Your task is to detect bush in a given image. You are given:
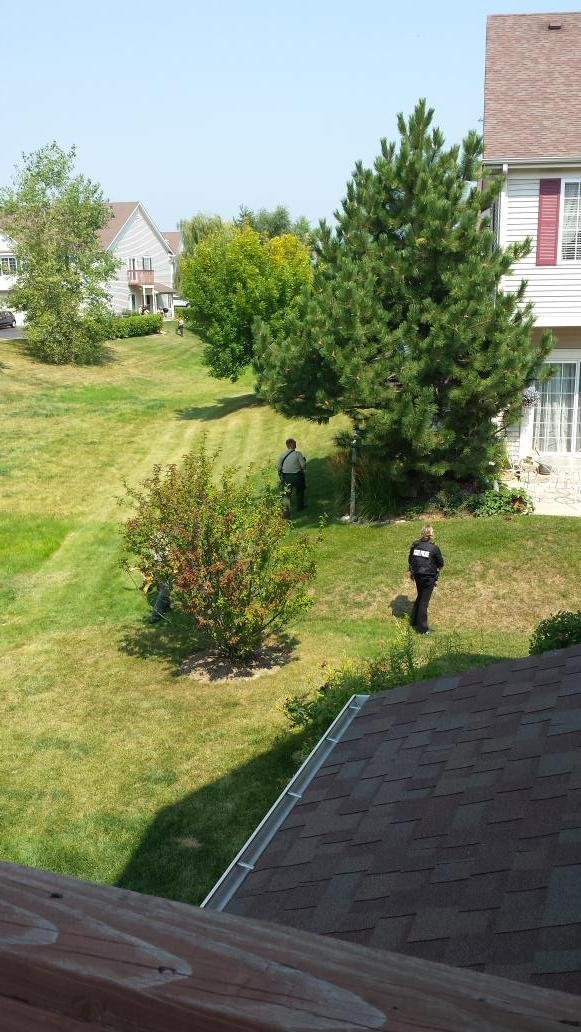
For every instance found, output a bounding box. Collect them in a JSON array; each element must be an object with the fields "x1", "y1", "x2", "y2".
[
  {"x1": 107, "y1": 313, "x2": 163, "y2": 339},
  {"x1": 530, "y1": 610, "x2": 581, "y2": 655},
  {"x1": 286, "y1": 625, "x2": 463, "y2": 759},
  {"x1": 468, "y1": 485, "x2": 534, "y2": 517},
  {"x1": 26, "y1": 312, "x2": 110, "y2": 365},
  {"x1": 122, "y1": 441, "x2": 317, "y2": 661}
]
